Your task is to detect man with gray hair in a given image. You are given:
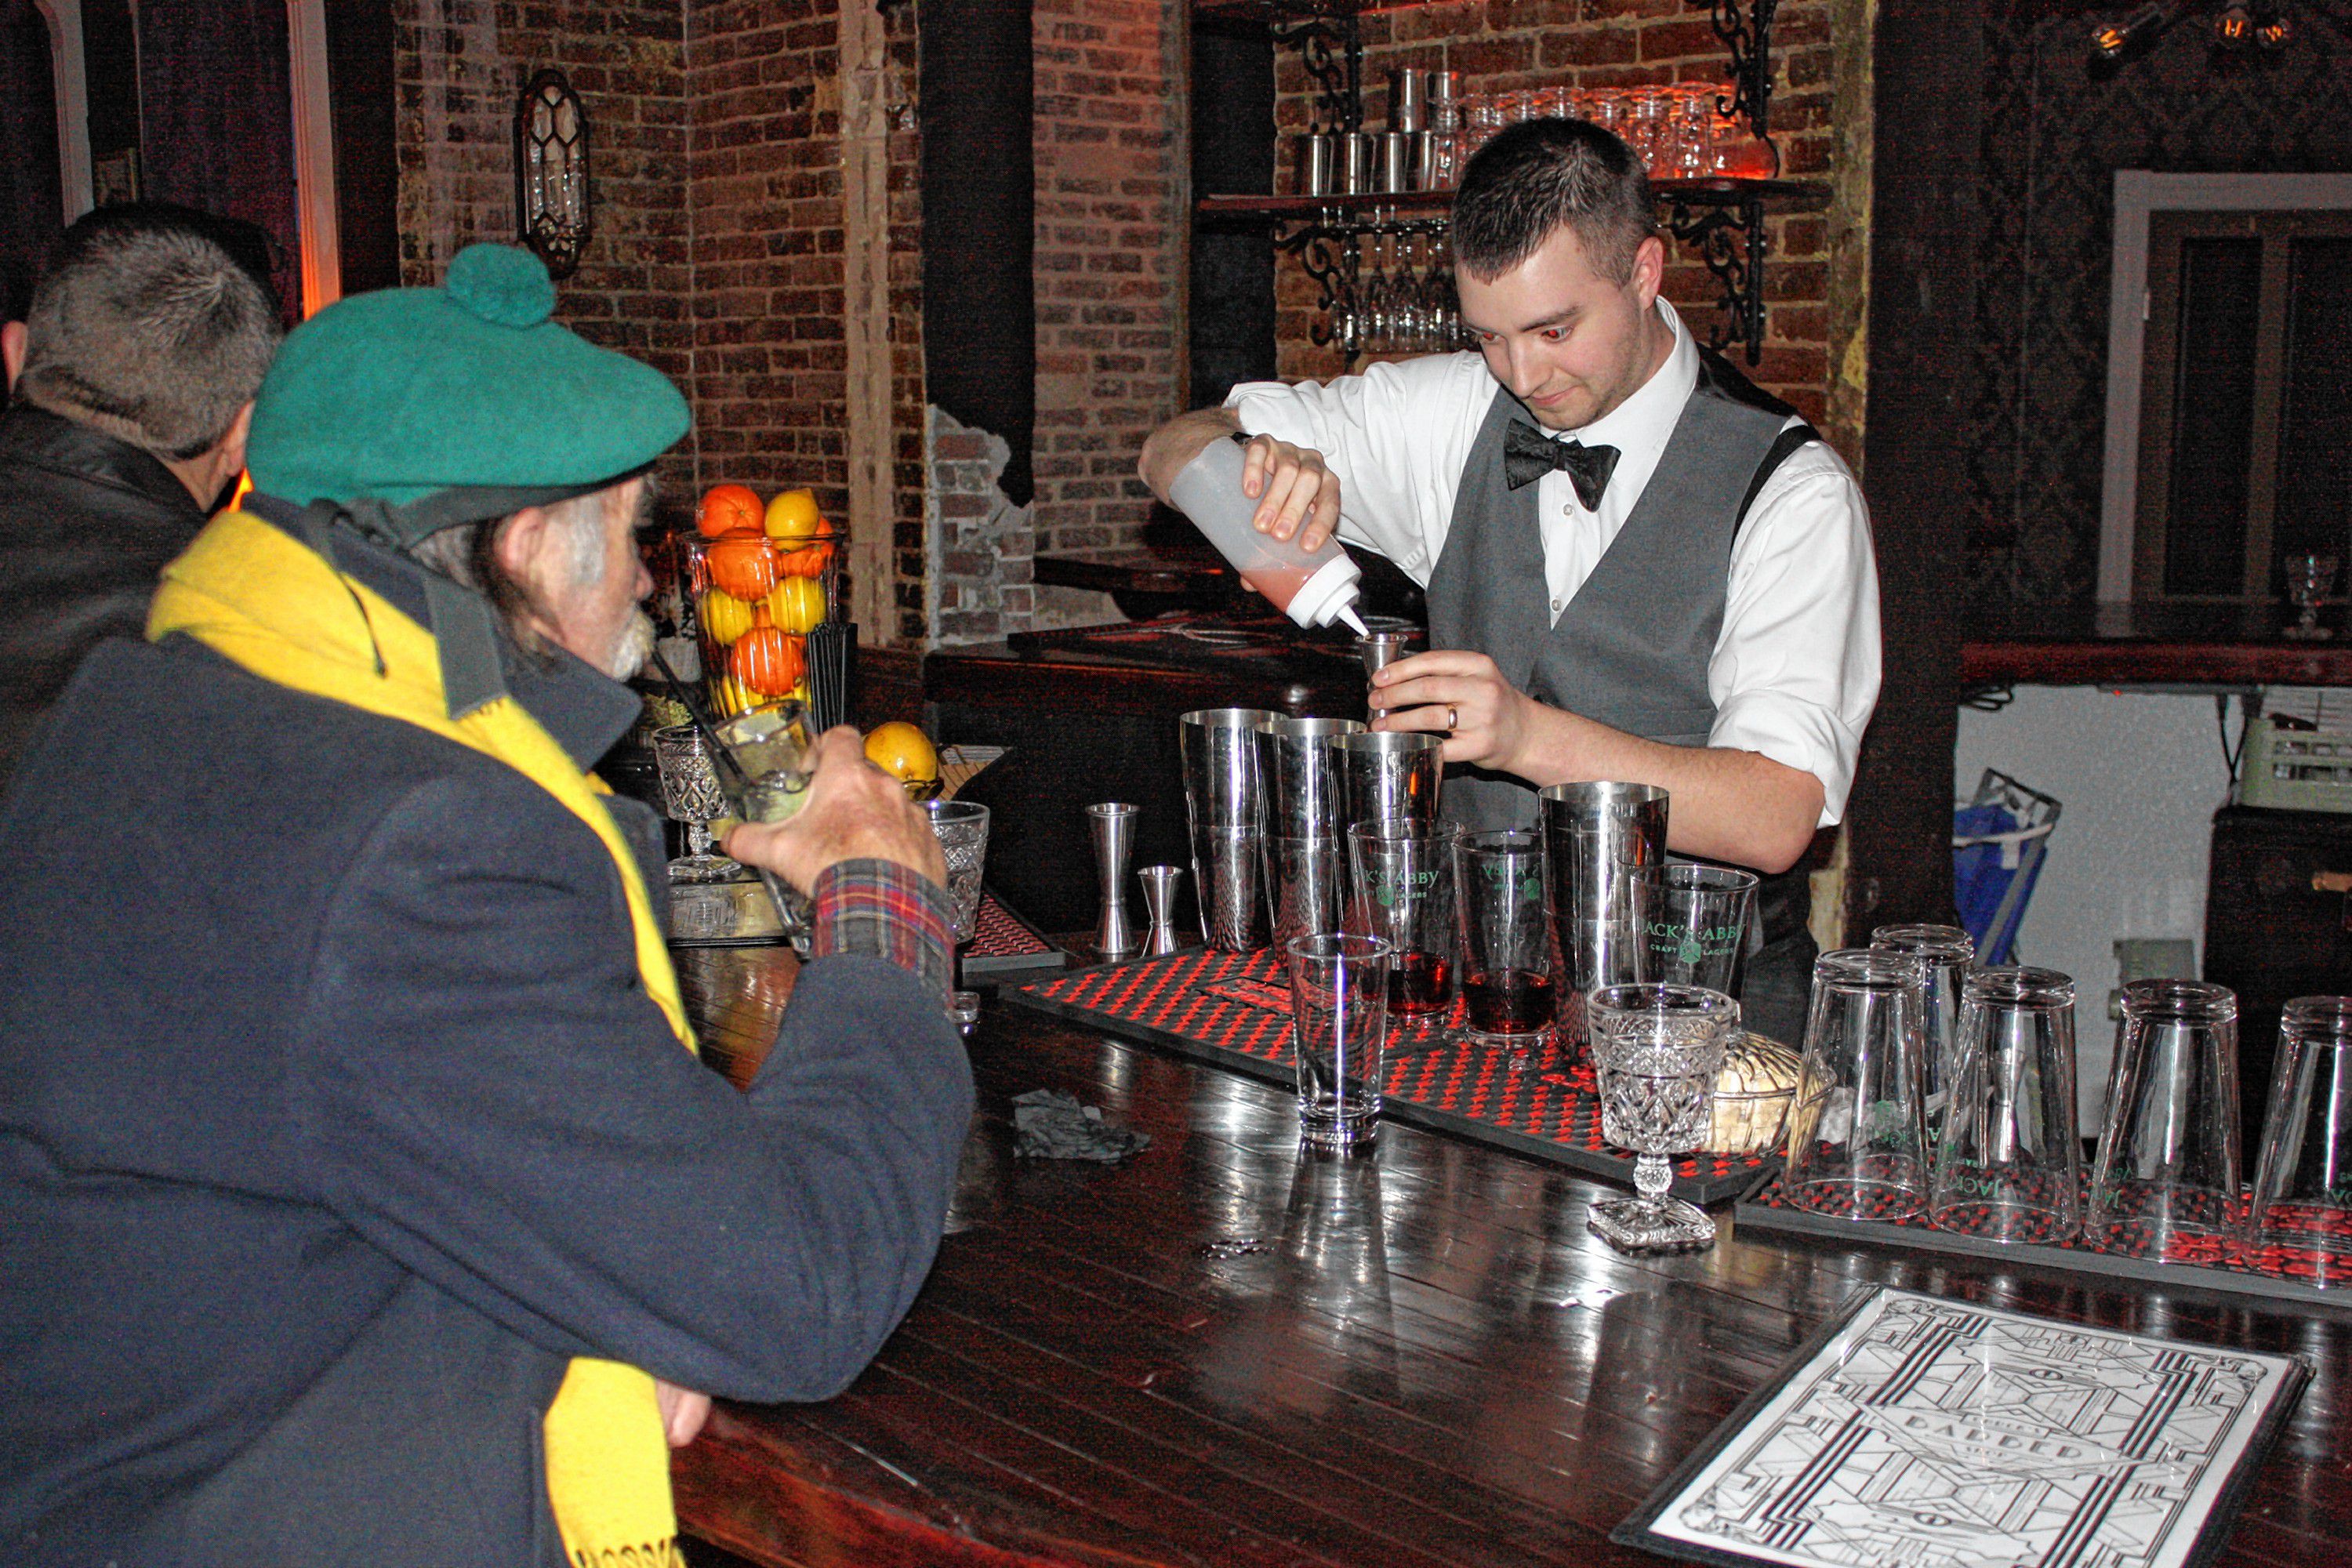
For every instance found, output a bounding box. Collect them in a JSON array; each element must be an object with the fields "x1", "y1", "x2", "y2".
[
  {"x1": 0, "y1": 201, "x2": 281, "y2": 786},
  {"x1": 0, "y1": 242, "x2": 971, "y2": 1567}
]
